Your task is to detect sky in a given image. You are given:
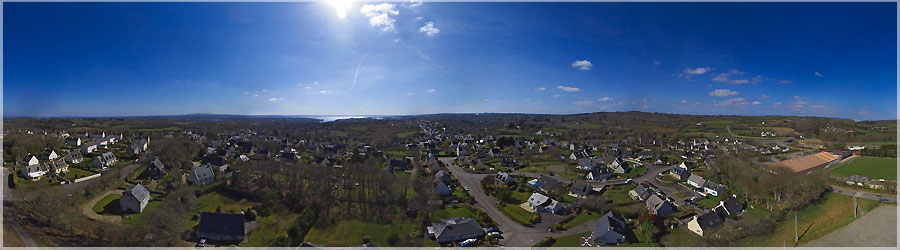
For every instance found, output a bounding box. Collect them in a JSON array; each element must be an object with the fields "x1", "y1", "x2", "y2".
[{"x1": 4, "y1": 2, "x2": 898, "y2": 120}]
